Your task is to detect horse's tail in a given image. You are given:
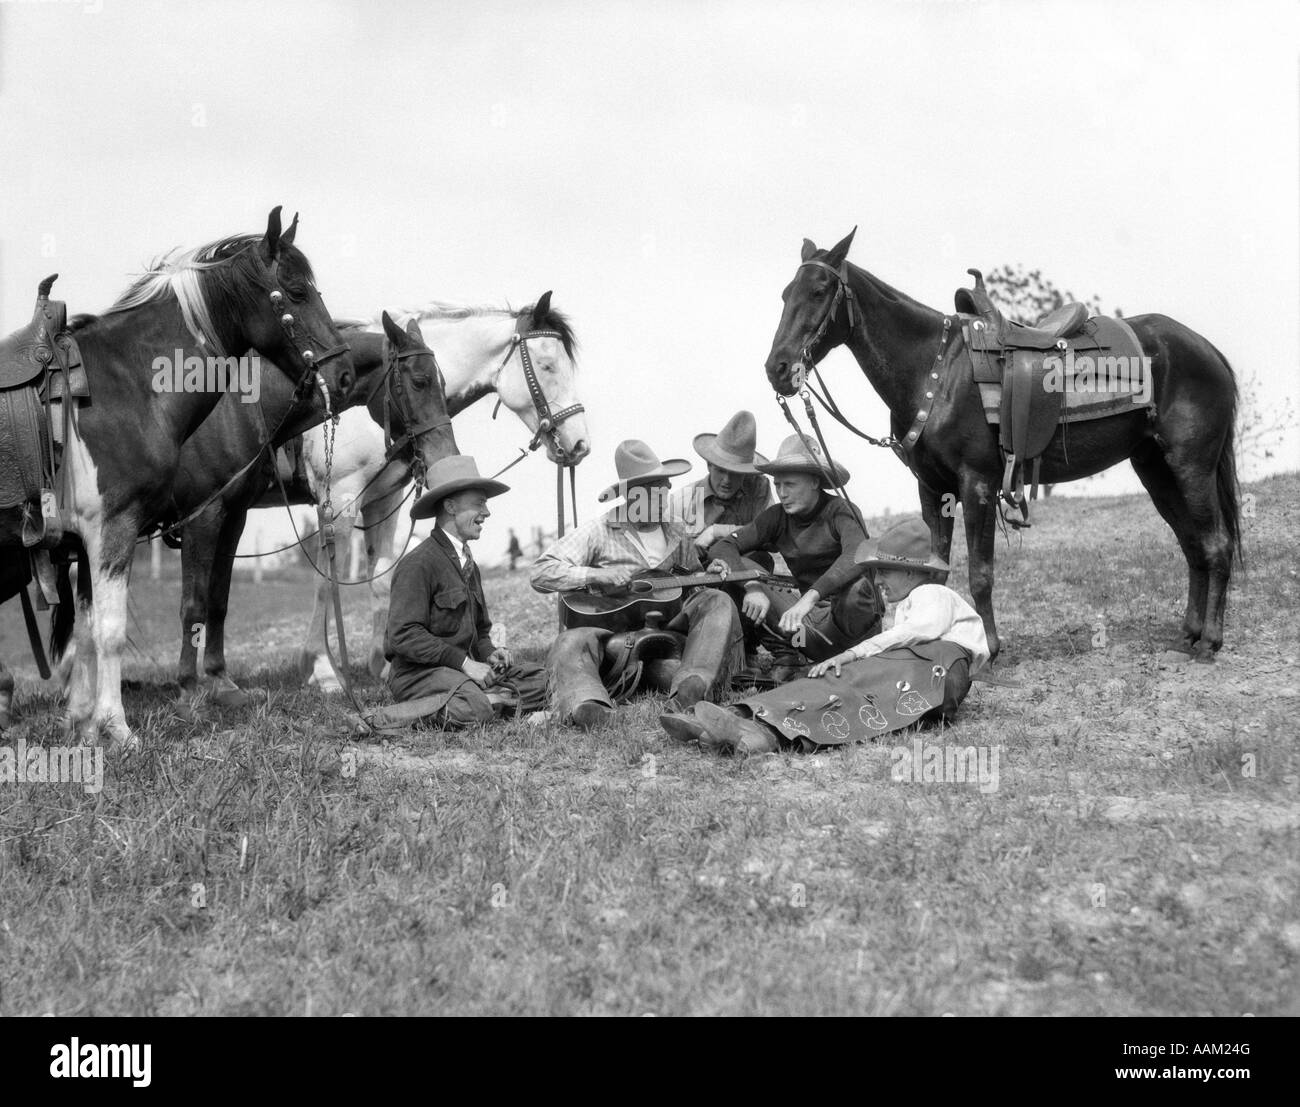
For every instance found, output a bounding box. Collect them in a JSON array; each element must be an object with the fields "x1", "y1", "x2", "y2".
[{"x1": 1214, "y1": 351, "x2": 1245, "y2": 572}]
